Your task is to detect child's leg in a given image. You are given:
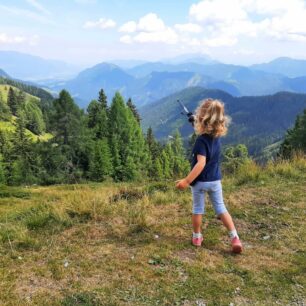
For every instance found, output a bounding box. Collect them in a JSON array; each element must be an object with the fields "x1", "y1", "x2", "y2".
[
  {"x1": 192, "y1": 214, "x2": 202, "y2": 233},
  {"x1": 208, "y1": 181, "x2": 239, "y2": 238},
  {"x1": 218, "y1": 212, "x2": 235, "y2": 231},
  {"x1": 191, "y1": 182, "x2": 206, "y2": 235}
]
